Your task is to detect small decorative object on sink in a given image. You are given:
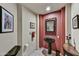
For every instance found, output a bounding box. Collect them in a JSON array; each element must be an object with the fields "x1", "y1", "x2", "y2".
[
  {"x1": 72, "y1": 15, "x2": 79, "y2": 29},
  {"x1": 67, "y1": 34, "x2": 71, "y2": 45}
]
